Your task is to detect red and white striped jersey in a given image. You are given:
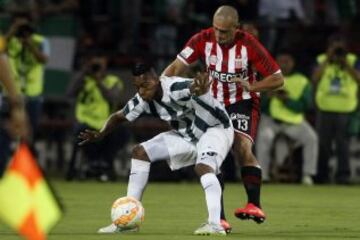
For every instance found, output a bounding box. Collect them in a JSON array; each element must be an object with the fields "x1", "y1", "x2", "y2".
[{"x1": 177, "y1": 28, "x2": 280, "y2": 106}]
